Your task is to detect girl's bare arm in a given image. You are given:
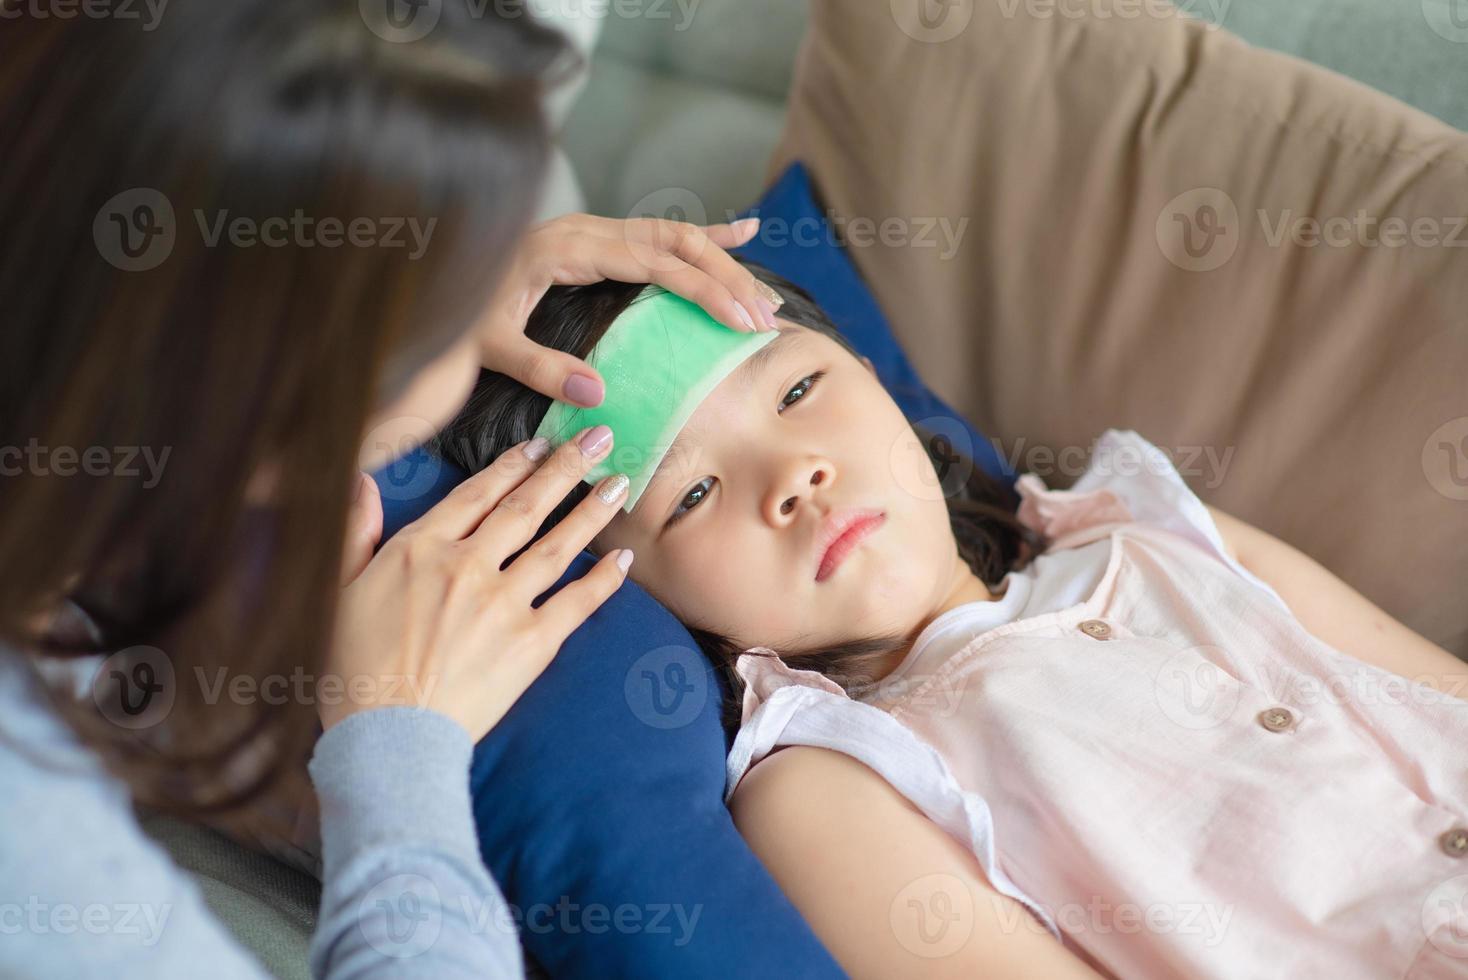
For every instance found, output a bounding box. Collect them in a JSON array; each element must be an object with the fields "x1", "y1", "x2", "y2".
[
  {"x1": 1206, "y1": 505, "x2": 1468, "y2": 698},
  {"x1": 729, "y1": 745, "x2": 1104, "y2": 980}
]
